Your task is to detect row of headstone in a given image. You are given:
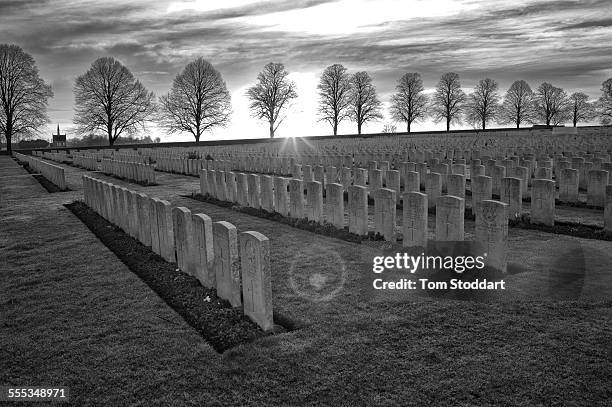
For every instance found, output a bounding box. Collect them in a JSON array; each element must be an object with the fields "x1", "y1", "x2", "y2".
[
  {"x1": 100, "y1": 159, "x2": 156, "y2": 185},
  {"x1": 72, "y1": 153, "x2": 99, "y2": 171},
  {"x1": 34, "y1": 150, "x2": 71, "y2": 164},
  {"x1": 155, "y1": 157, "x2": 204, "y2": 176},
  {"x1": 199, "y1": 169, "x2": 510, "y2": 271},
  {"x1": 14, "y1": 153, "x2": 67, "y2": 190},
  {"x1": 81, "y1": 175, "x2": 274, "y2": 331}
]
